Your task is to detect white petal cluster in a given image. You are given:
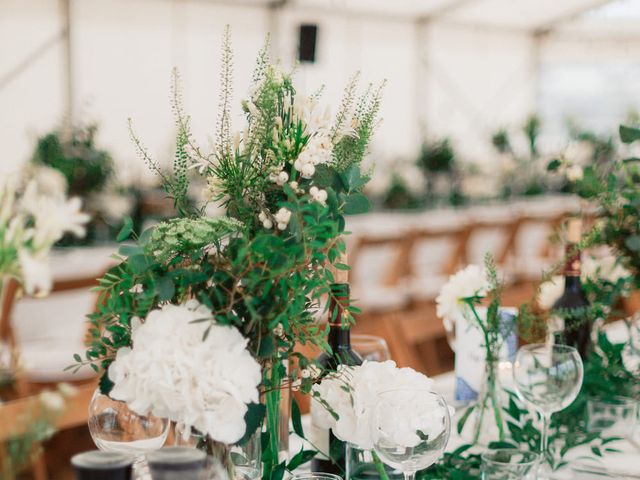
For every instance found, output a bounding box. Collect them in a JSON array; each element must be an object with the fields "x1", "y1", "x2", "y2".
[
  {"x1": 18, "y1": 250, "x2": 52, "y2": 296},
  {"x1": 108, "y1": 300, "x2": 262, "y2": 444},
  {"x1": 436, "y1": 265, "x2": 489, "y2": 330},
  {"x1": 293, "y1": 134, "x2": 333, "y2": 179},
  {"x1": 0, "y1": 173, "x2": 89, "y2": 296},
  {"x1": 309, "y1": 186, "x2": 328, "y2": 206},
  {"x1": 565, "y1": 165, "x2": 584, "y2": 182},
  {"x1": 258, "y1": 211, "x2": 273, "y2": 230},
  {"x1": 538, "y1": 276, "x2": 564, "y2": 310},
  {"x1": 582, "y1": 252, "x2": 631, "y2": 284},
  {"x1": 274, "y1": 207, "x2": 292, "y2": 230},
  {"x1": 312, "y1": 360, "x2": 442, "y2": 450}
]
